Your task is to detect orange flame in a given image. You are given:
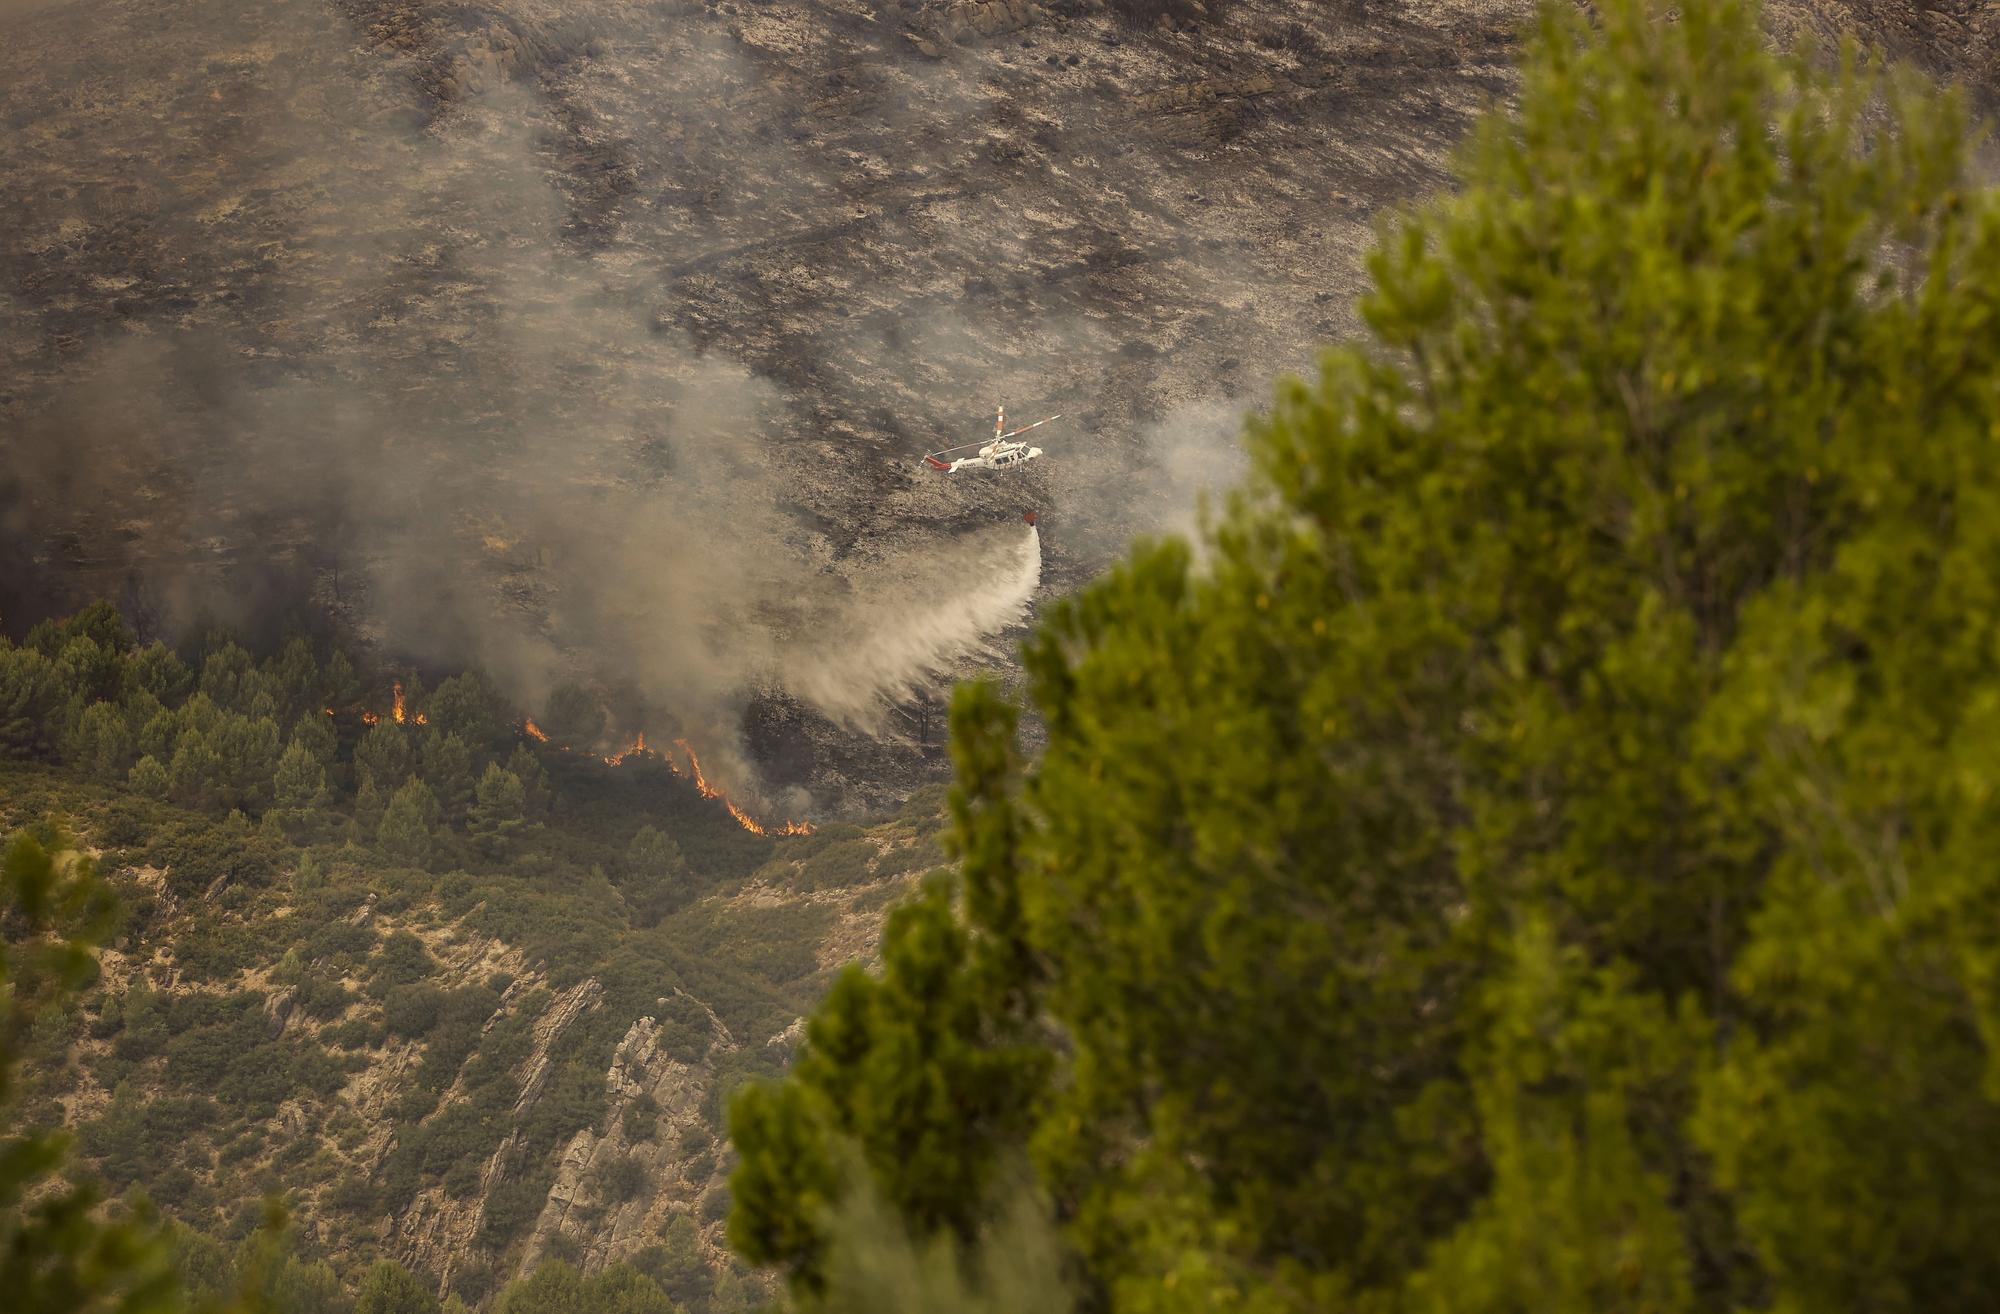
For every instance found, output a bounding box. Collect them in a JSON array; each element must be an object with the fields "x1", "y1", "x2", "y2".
[
  {"x1": 672, "y1": 738, "x2": 814, "y2": 837},
  {"x1": 604, "y1": 731, "x2": 646, "y2": 766},
  {"x1": 674, "y1": 739, "x2": 716, "y2": 797},
  {"x1": 514, "y1": 718, "x2": 811, "y2": 834},
  {"x1": 362, "y1": 711, "x2": 380, "y2": 725},
  {"x1": 392, "y1": 681, "x2": 406, "y2": 724},
  {"x1": 414, "y1": 712, "x2": 428, "y2": 726}
]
